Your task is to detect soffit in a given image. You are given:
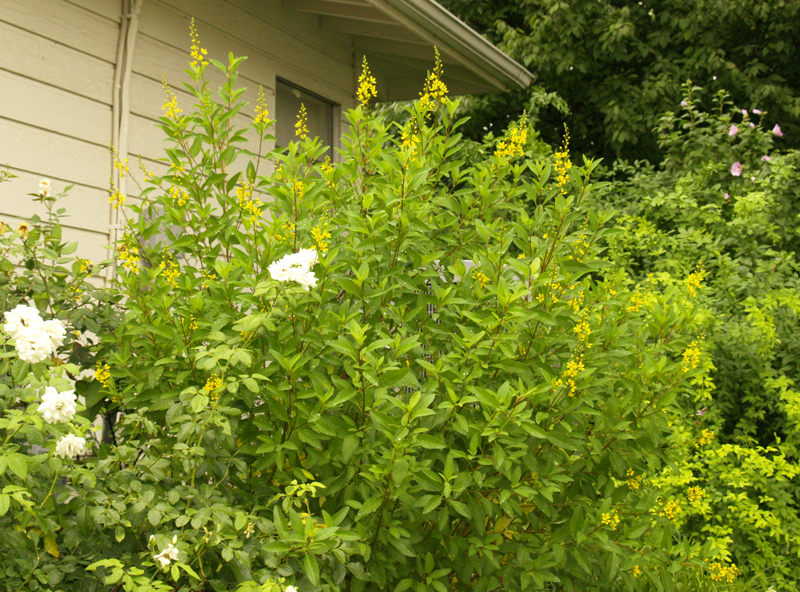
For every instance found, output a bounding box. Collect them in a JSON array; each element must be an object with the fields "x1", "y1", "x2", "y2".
[{"x1": 282, "y1": 0, "x2": 533, "y2": 100}]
